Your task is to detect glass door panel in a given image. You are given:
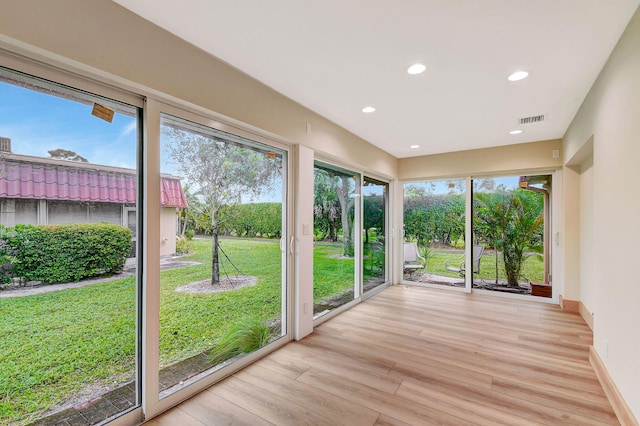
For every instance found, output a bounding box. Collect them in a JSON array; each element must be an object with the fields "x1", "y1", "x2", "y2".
[
  {"x1": 363, "y1": 177, "x2": 387, "y2": 293},
  {"x1": 403, "y1": 180, "x2": 466, "y2": 287},
  {"x1": 313, "y1": 162, "x2": 359, "y2": 317},
  {"x1": 0, "y1": 68, "x2": 140, "y2": 425},
  {"x1": 473, "y1": 176, "x2": 549, "y2": 295},
  {"x1": 159, "y1": 114, "x2": 287, "y2": 398}
]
